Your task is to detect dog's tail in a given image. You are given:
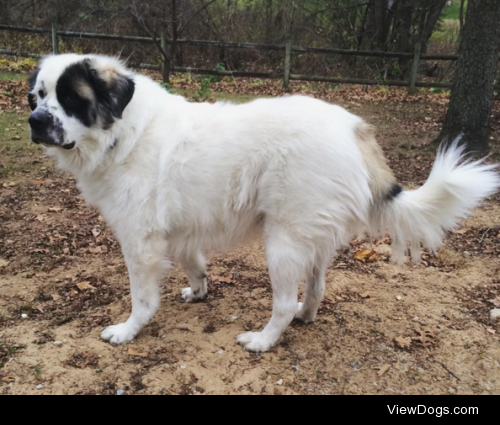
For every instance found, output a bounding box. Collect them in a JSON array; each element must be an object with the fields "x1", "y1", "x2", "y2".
[{"x1": 370, "y1": 141, "x2": 500, "y2": 265}]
